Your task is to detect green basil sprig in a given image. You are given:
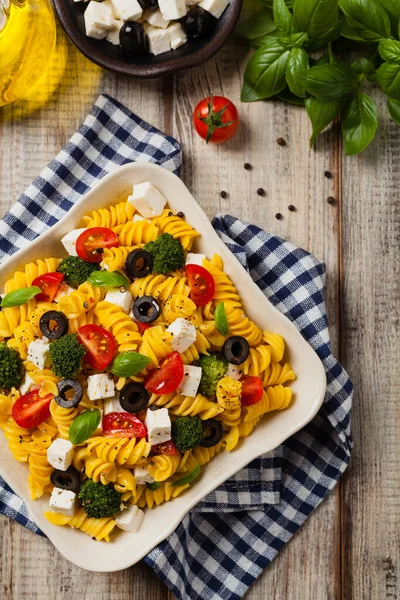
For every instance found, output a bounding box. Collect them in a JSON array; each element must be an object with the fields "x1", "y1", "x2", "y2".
[
  {"x1": 110, "y1": 352, "x2": 151, "y2": 377},
  {"x1": 1, "y1": 286, "x2": 41, "y2": 308},
  {"x1": 214, "y1": 302, "x2": 229, "y2": 336},
  {"x1": 341, "y1": 92, "x2": 378, "y2": 156},
  {"x1": 69, "y1": 409, "x2": 101, "y2": 445},
  {"x1": 87, "y1": 271, "x2": 129, "y2": 288},
  {"x1": 172, "y1": 464, "x2": 201, "y2": 487}
]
